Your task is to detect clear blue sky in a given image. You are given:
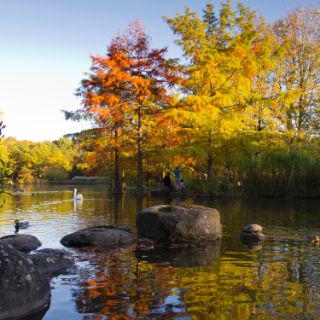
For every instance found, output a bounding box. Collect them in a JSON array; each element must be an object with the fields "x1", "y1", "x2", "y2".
[{"x1": 0, "y1": 0, "x2": 318, "y2": 141}]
